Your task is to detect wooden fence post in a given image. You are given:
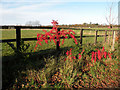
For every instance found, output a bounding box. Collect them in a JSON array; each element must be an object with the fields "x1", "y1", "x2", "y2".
[
  {"x1": 112, "y1": 30, "x2": 115, "y2": 51},
  {"x1": 108, "y1": 31, "x2": 110, "y2": 45},
  {"x1": 118, "y1": 30, "x2": 120, "y2": 59},
  {"x1": 112, "y1": 30, "x2": 114, "y2": 39},
  {"x1": 16, "y1": 27, "x2": 21, "y2": 51},
  {"x1": 56, "y1": 28, "x2": 60, "y2": 51},
  {"x1": 105, "y1": 30, "x2": 107, "y2": 42},
  {"x1": 95, "y1": 30, "x2": 98, "y2": 44},
  {"x1": 80, "y1": 29, "x2": 83, "y2": 46}
]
